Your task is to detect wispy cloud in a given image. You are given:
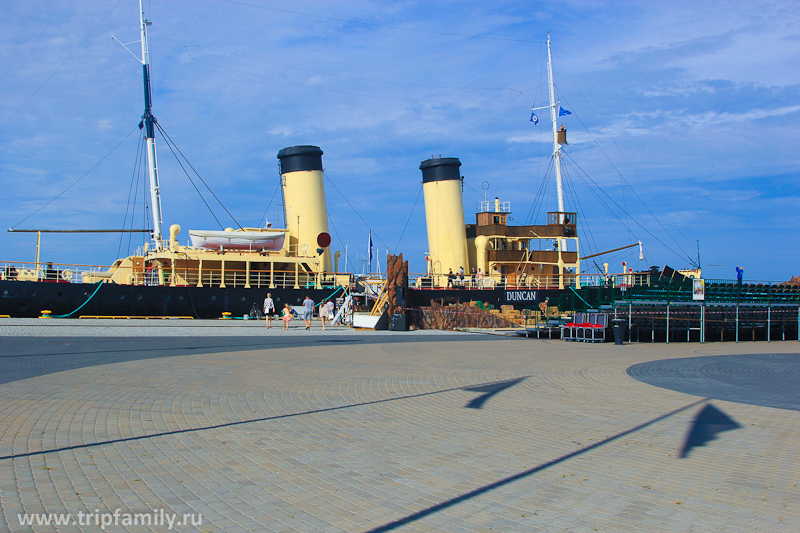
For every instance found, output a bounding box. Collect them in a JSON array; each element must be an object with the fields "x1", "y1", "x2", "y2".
[{"x1": 1, "y1": 0, "x2": 799, "y2": 280}]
